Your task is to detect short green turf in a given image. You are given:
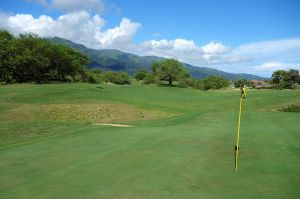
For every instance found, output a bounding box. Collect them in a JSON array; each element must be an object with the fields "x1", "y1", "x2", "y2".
[{"x1": 0, "y1": 83, "x2": 299, "y2": 199}]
